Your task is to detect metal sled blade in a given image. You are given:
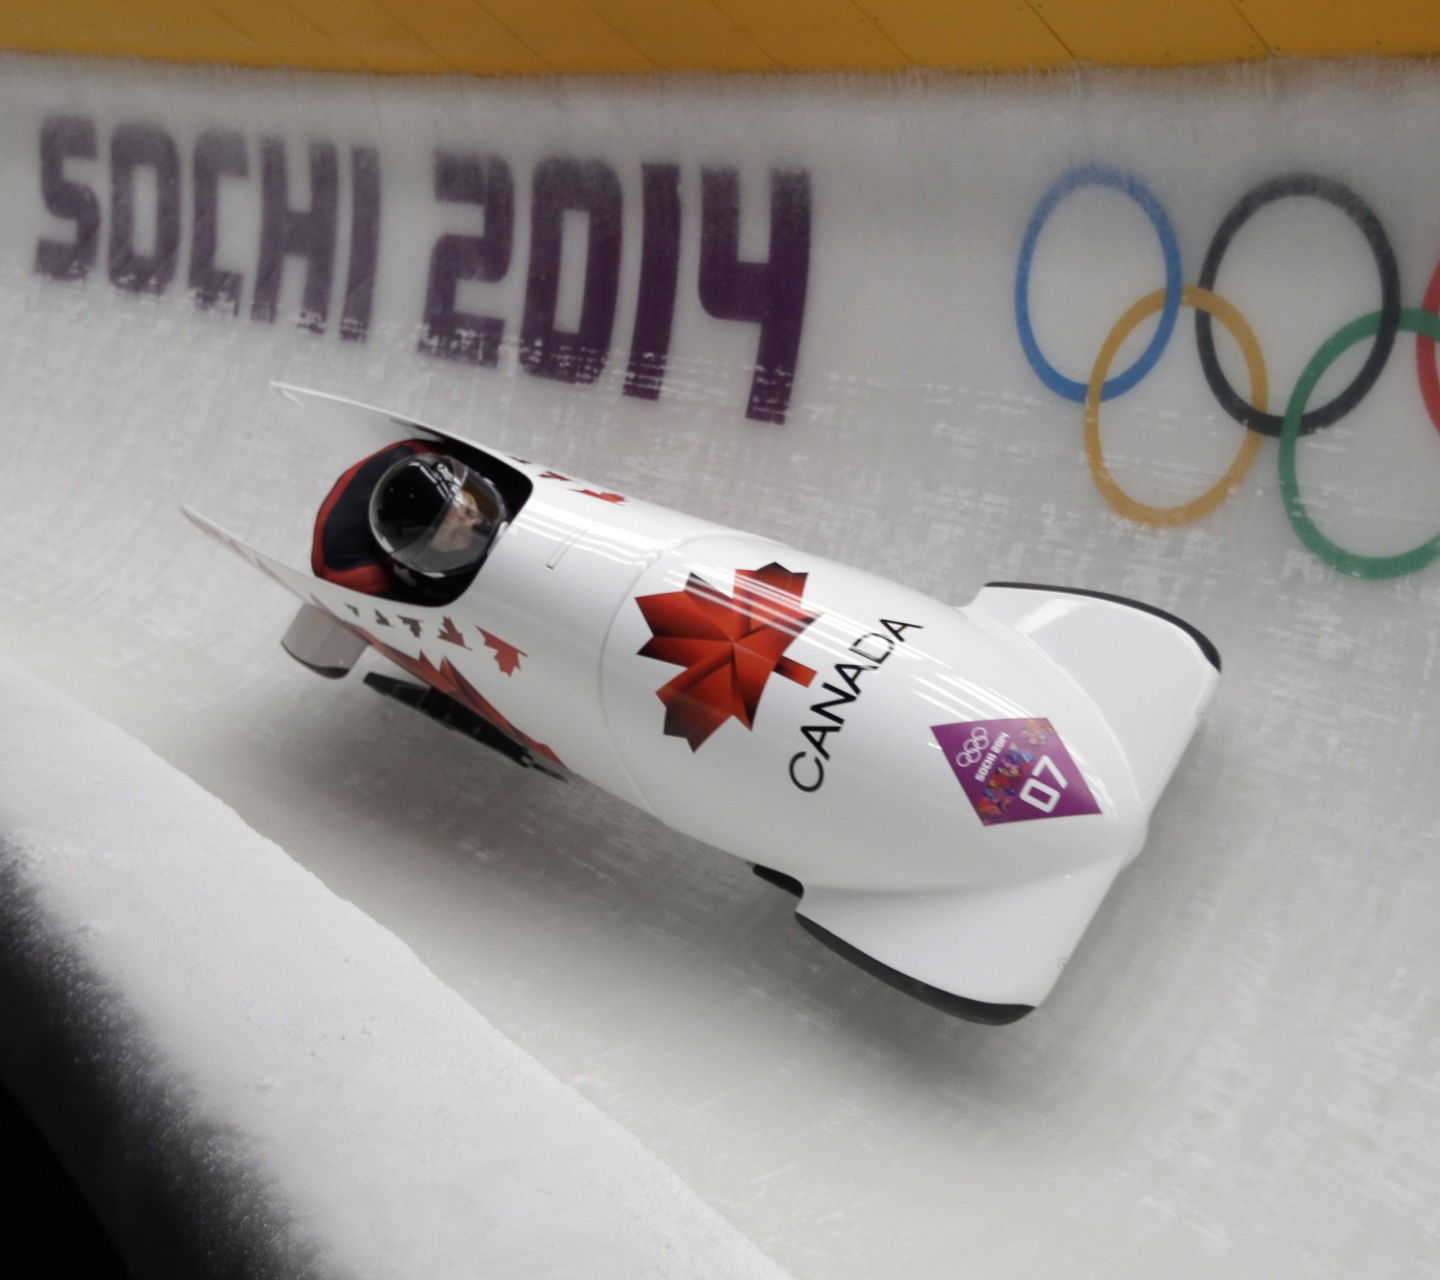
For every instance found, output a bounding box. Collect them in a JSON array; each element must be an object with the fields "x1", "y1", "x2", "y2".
[{"x1": 363, "y1": 673, "x2": 565, "y2": 780}]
